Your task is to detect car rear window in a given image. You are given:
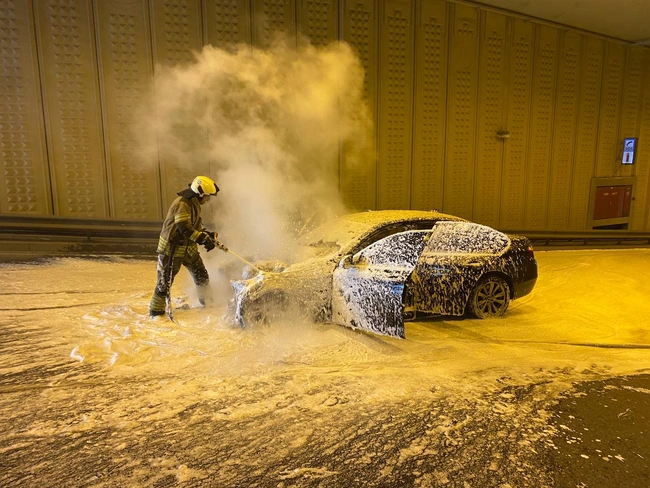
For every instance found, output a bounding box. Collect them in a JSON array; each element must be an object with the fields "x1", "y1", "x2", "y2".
[{"x1": 425, "y1": 222, "x2": 509, "y2": 254}]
